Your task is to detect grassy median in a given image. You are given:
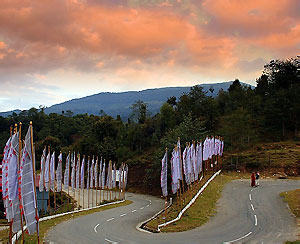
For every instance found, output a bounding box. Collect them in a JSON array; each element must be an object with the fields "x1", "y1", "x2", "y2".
[
  {"x1": 281, "y1": 189, "x2": 300, "y2": 244},
  {"x1": 0, "y1": 200, "x2": 132, "y2": 243},
  {"x1": 146, "y1": 172, "x2": 232, "y2": 232}
]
